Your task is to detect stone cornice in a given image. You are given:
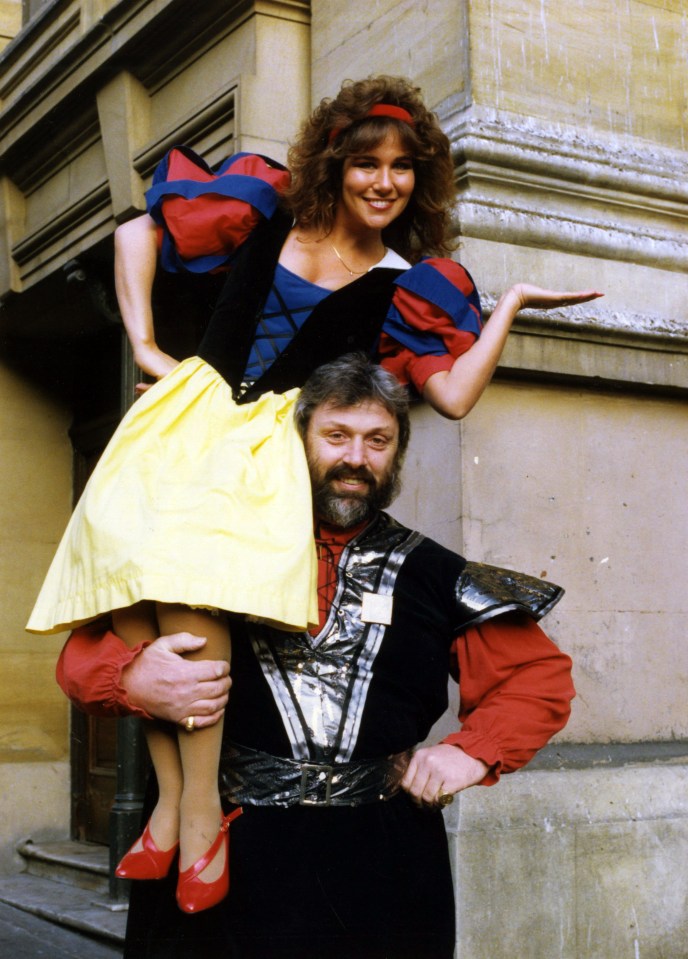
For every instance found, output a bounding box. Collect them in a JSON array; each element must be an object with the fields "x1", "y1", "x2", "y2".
[
  {"x1": 132, "y1": 82, "x2": 237, "y2": 179},
  {"x1": 443, "y1": 103, "x2": 687, "y2": 201},
  {"x1": 0, "y1": 0, "x2": 308, "y2": 179},
  {"x1": 481, "y1": 293, "x2": 688, "y2": 345},
  {"x1": 528, "y1": 740, "x2": 688, "y2": 772},
  {"x1": 441, "y1": 104, "x2": 687, "y2": 273},
  {"x1": 480, "y1": 294, "x2": 688, "y2": 393},
  {"x1": 0, "y1": 0, "x2": 308, "y2": 295}
]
